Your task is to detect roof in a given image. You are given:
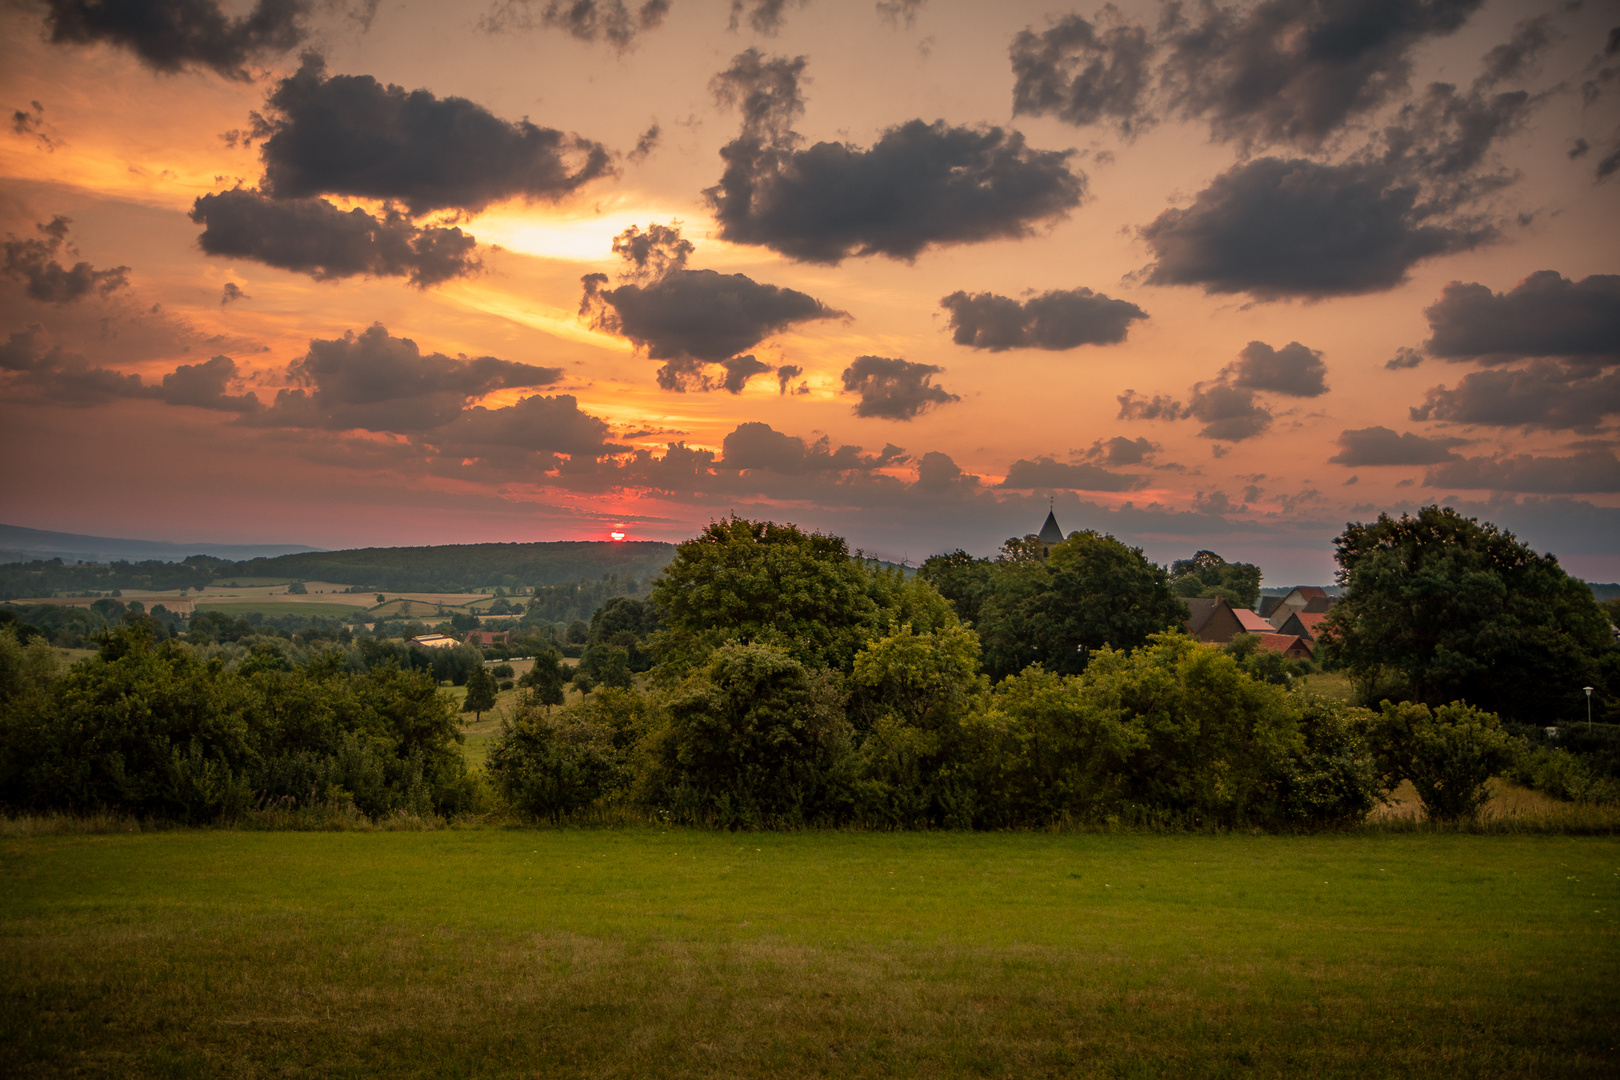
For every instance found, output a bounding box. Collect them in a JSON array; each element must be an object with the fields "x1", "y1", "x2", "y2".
[
  {"x1": 1258, "y1": 596, "x2": 1283, "y2": 618},
  {"x1": 1302, "y1": 595, "x2": 1336, "y2": 613},
  {"x1": 409, "y1": 634, "x2": 458, "y2": 648},
  {"x1": 1285, "y1": 586, "x2": 1329, "y2": 601},
  {"x1": 1183, "y1": 597, "x2": 1221, "y2": 635},
  {"x1": 1037, "y1": 510, "x2": 1064, "y2": 545},
  {"x1": 1256, "y1": 632, "x2": 1312, "y2": 657},
  {"x1": 1233, "y1": 608, "x2": 1272, "y2": 632},
  {"x1": 1277, "y1": 611, "x2": 1330, "y2": 640}
]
